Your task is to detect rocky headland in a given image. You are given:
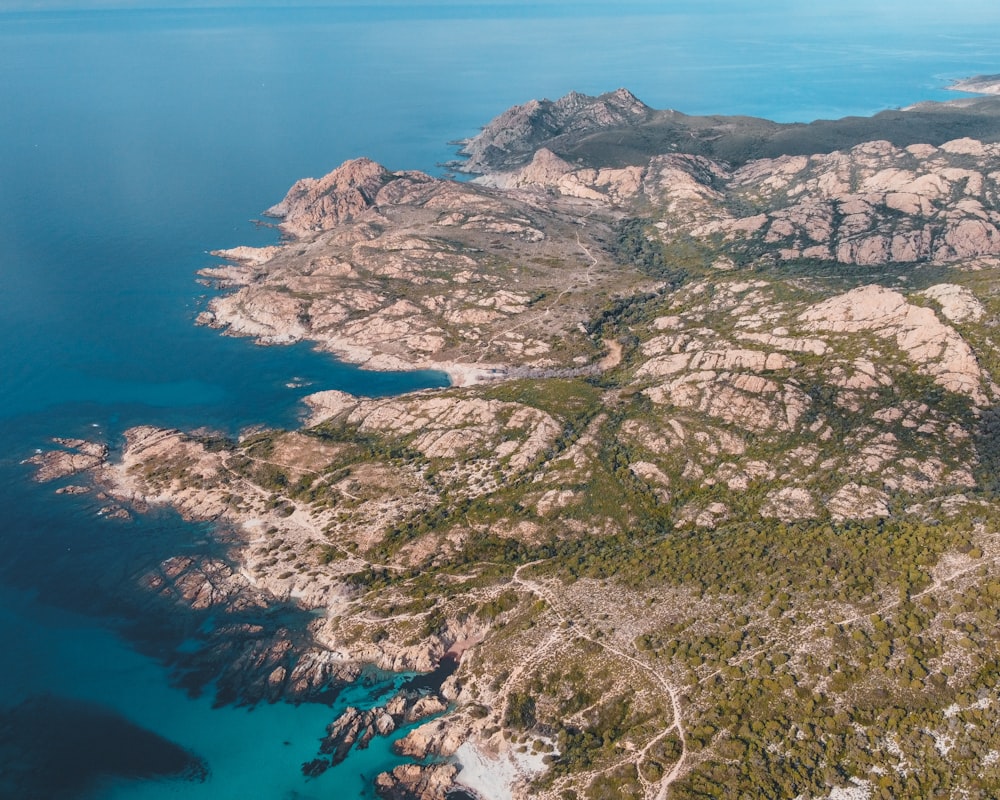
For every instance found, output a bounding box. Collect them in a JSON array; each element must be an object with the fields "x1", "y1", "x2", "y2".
[
  {"x1": 950, "y1": 74, "x2": 1000, "y2": 96},
  {"x1": 195, "y1": 154, "x2": 644, "y2": 384},
  {"x1": 31, "y1": 89, "x2": 1000, "y2": 800}
]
